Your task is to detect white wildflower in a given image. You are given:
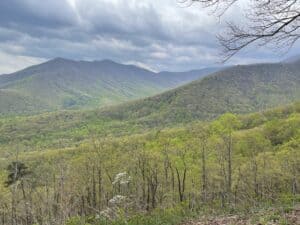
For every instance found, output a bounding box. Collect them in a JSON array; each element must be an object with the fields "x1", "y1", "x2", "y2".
[
  {"x1": 112, "y1": 172, "x2": 131, "y2": 185},
  {"x1": 108, "y1": 195, "x2": 126, "y2": 205}
]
